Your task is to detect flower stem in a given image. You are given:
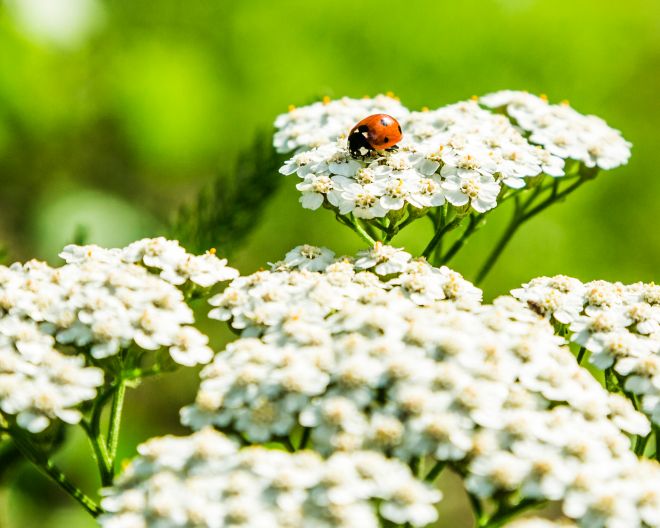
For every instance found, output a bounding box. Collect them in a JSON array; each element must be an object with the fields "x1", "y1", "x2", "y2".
[
  {"x1": 81, "y1": 419, "x2": 113, "y2": 486},
  {"x1": 576, "y1": 347, "x2": 586, "y2": 365},
  {"x1": 480, "y1": 498, "x2": 542, "y2": 528},
  {"x1": 475, "y1": 209, "x2": 521, "y2": 285},
  {"x1": 335, "y1": 214, "x2": 376, "y2": 245},
  {"x1": 476, "y1": 177, "x2": 586, "y2": 285},
  {"x1": 9, "y1": 428, "x2": 103, "y2": 517},
  {"x1": 299, "y1": 427, "x2": 311, "y2": 450},
  {"x1": 82, "y1": 385, "x2": 115, "y2": 486},
  {"x1": 467, "y1": 493, "x2": 484, "y2": 527},
  {"x1": 635, "y1": 433, "x2": 650, "y2": 456},
  {"x1": 441, "y1": 214, "x2": 483, "y2": 264},
  {"x1": 424, "y1": 460, "x2": 446, "y2": 482},
  {"x1": 422, "y1": 216, "x2": 462, "y2": 260},
  {"x1": 107, "y1": 378, "x2": 127, "y2": 469}
]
